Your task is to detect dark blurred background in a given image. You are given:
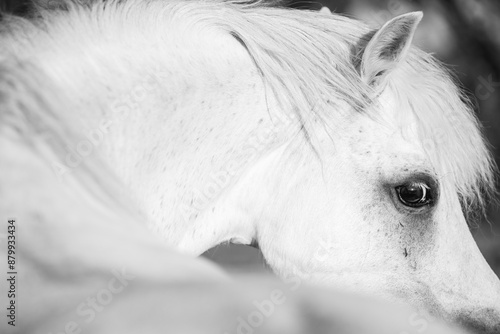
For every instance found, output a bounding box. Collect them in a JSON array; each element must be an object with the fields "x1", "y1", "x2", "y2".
[{"x1": 2, "y1": 0, "x2": 499, "y2": 277}]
